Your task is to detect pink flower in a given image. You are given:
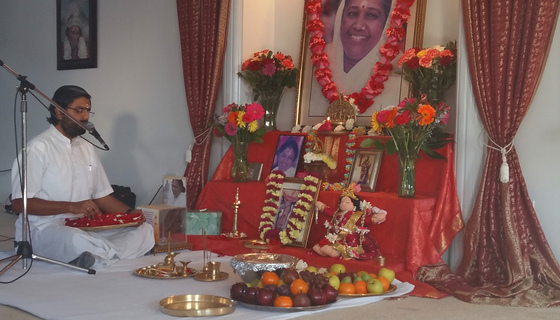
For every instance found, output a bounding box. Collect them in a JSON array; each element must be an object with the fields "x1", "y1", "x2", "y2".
[
  {"x1": 263, "y1": 60, "x2": 276, "y2": 77},
  {"x1": 394, "y1": 110, "x2": 411, "y2": 125},
  {"x1": 224, "y1": 122, "x2": 237, "y2": 136},
  {"x1": 243, "y1": 103, "x2": 265, "y2": 122}
]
